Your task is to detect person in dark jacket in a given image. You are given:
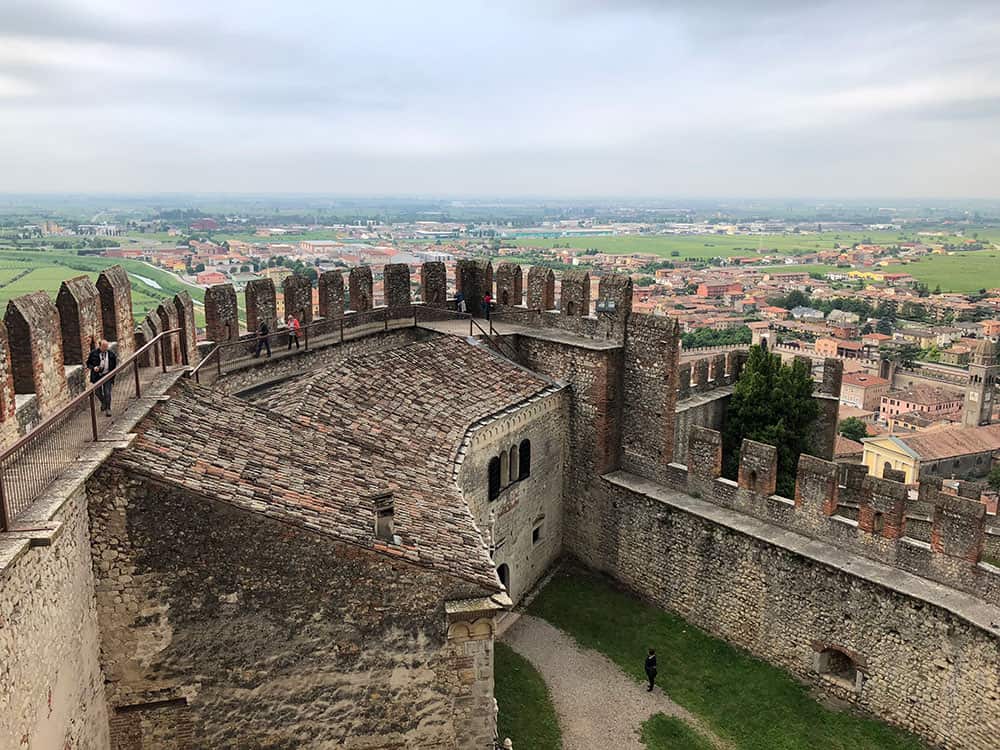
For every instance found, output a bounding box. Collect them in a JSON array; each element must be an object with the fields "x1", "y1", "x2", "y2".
[
  {"x1": 644, "y1": 648, "x2": 657, "y2": 691},
  {"x1": 254, "y1": 319, "x2": 271, "y2": 358},
  {"x1": 86, "y1": 339, "x2": 117, "y2": 416}
]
